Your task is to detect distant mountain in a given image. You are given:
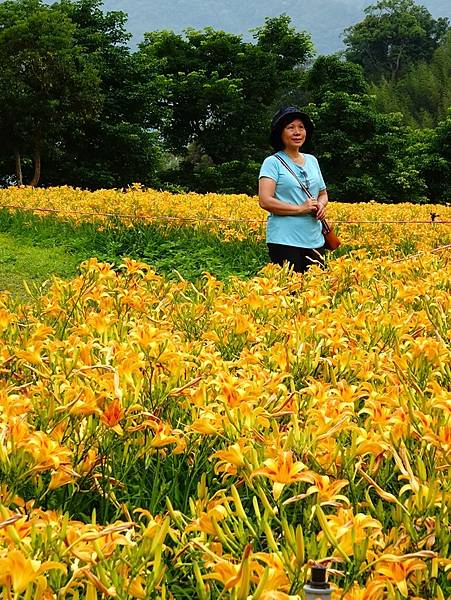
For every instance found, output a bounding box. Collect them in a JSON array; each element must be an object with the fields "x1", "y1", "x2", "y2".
[{"x1": 102, "y1": 0, "x2": 450, "y2": 55}]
